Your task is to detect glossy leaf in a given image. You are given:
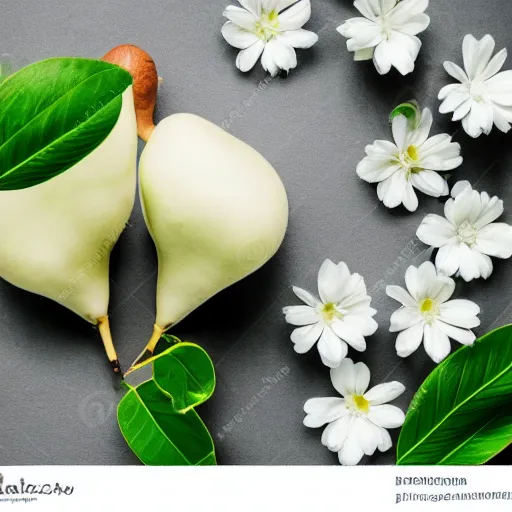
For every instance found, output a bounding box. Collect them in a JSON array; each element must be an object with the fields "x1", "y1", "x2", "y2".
[
  {"x1": 118, "y1": 380, "x2": 216, "y2": 466},
  {"x1": 0, "y1": 57, "x2": 132, "y2": 190},
  {"x1": 397, "y1": 324, "x2": 512, "y2": 465},
  {"x1": 153, "y1": 341, "x2": 216, "y2": 413}
]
